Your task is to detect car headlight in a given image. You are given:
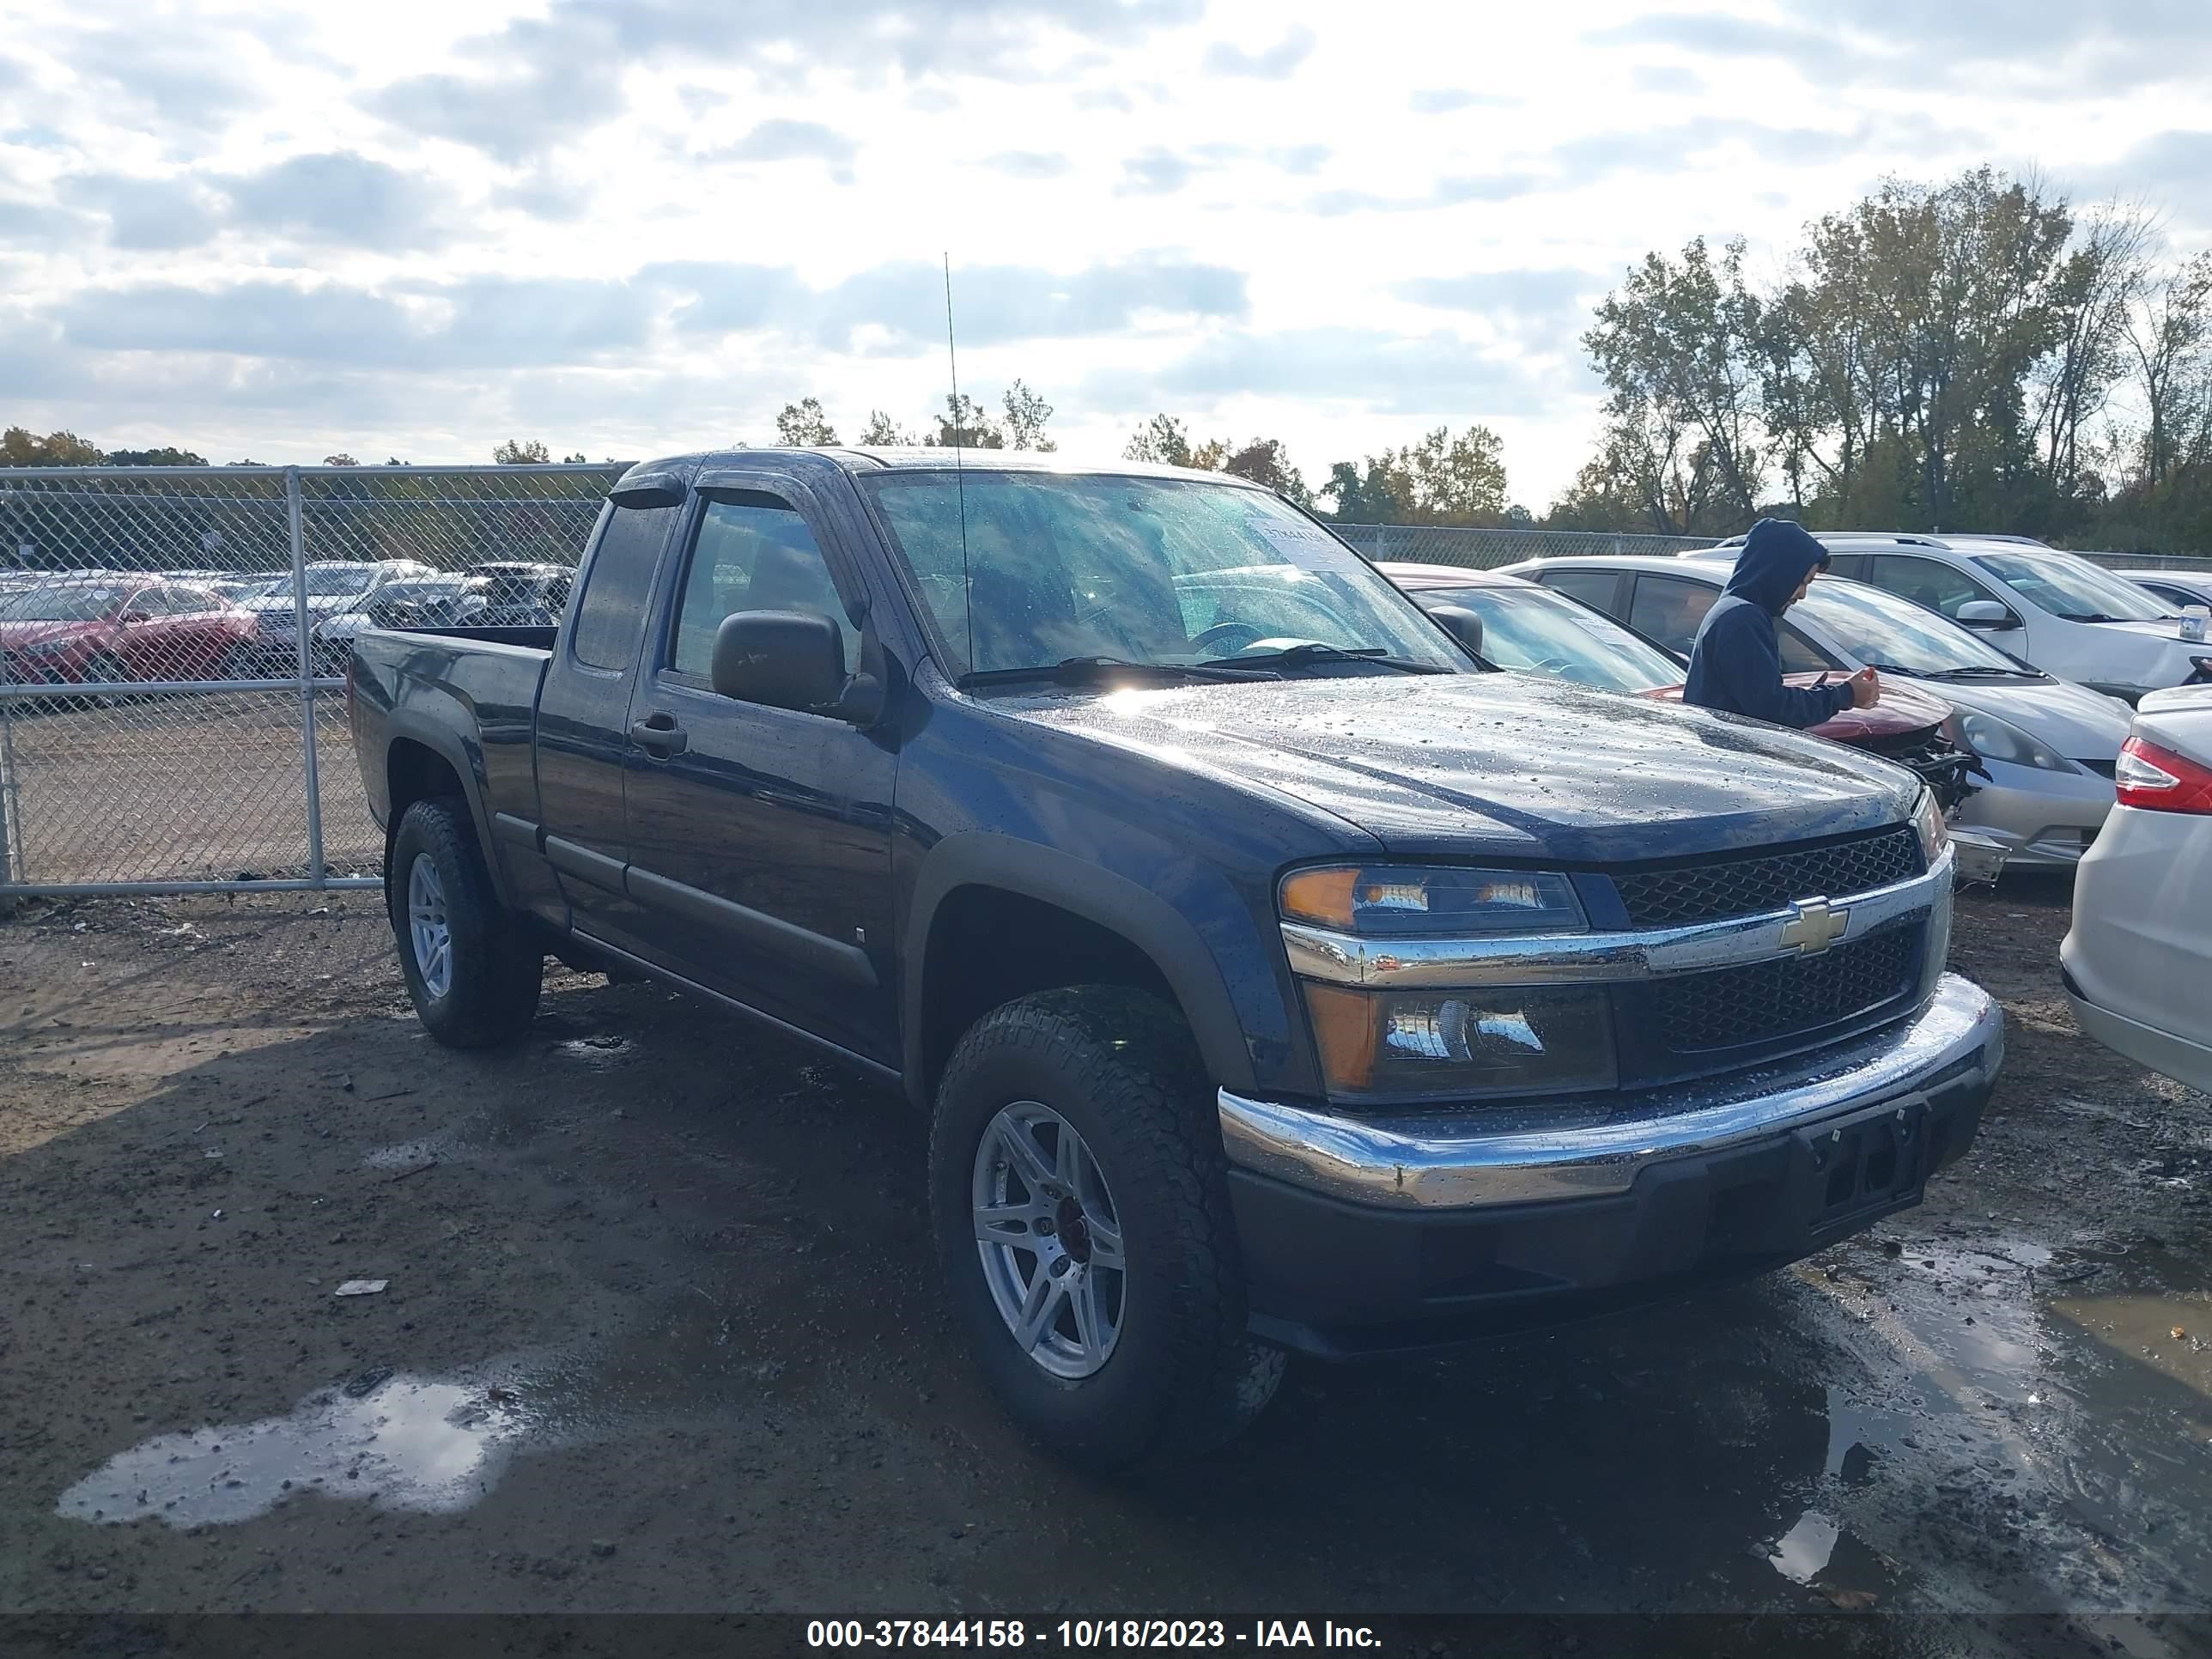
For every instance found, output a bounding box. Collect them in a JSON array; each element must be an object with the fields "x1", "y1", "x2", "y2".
[
  {"x1": 1280, "y1": 864, "x2": 1612, "y2": 1101},
  {"x1": 1911, "y1": 787, "x2": 1948, "y2": 865},
  {"x1": 1942, "y1": 708, "x2": 2078, "y2": 774},
  {"x1": 1279, "y1": 863, "x2": 1587, "y2": 937},
  {"x1": 1302, "y1": 983, "x2": 1618, "y2": 1099},
  {"x1": 21, "y1": 638, "x2": 77, "y2": 659}
]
